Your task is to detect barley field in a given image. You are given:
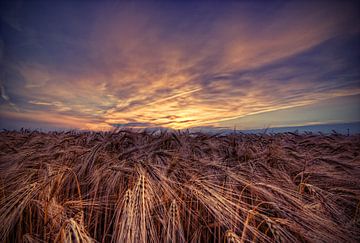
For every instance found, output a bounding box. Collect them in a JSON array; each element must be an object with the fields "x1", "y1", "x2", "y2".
[{"x1": 0, "y1": 129, "x2": 359, "y2": 242}]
